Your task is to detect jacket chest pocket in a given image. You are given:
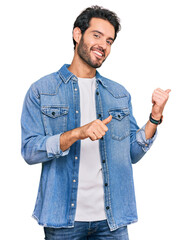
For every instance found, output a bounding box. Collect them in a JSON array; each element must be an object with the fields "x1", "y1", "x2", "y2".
[
  {"x1": 41, "y1": 106, "x2": 69, "y2": 135},
  {"x1": 108, "y1": 108, "x2": 130, "y2": 141}
]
